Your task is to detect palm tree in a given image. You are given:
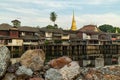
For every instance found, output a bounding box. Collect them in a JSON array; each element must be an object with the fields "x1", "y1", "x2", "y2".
[{"x1": 50, "y1": 12, "x2": 57, "y2": 26}]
